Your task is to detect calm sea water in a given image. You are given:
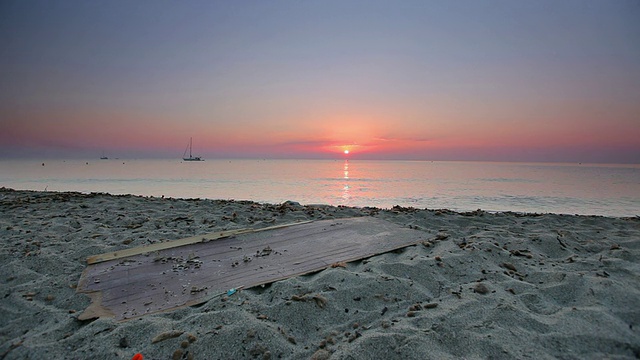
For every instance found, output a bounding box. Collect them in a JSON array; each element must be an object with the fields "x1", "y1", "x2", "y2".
[{"x1": 1, "y1": 159, "x2": 639, "y2": 217}]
